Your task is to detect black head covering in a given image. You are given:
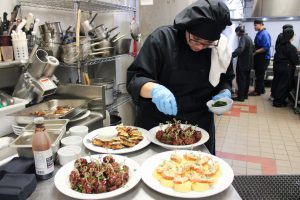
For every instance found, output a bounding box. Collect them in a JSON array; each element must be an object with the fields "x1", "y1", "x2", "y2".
[
  {"x1": 173, "y1": 0, "x2": 232, "y2": 41},
  {"x1": 282, "y1": 24, "x2": 293, "y2": 30},
  {"x1": 283, "y1": 28, "x2": 294, "y2": 42},
  {"x1": 235, "y1": 25, "x2": 245, "y2": 33},
  {"x1": 254, "y1": 19, "x2": 263, "y2": 25}
]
